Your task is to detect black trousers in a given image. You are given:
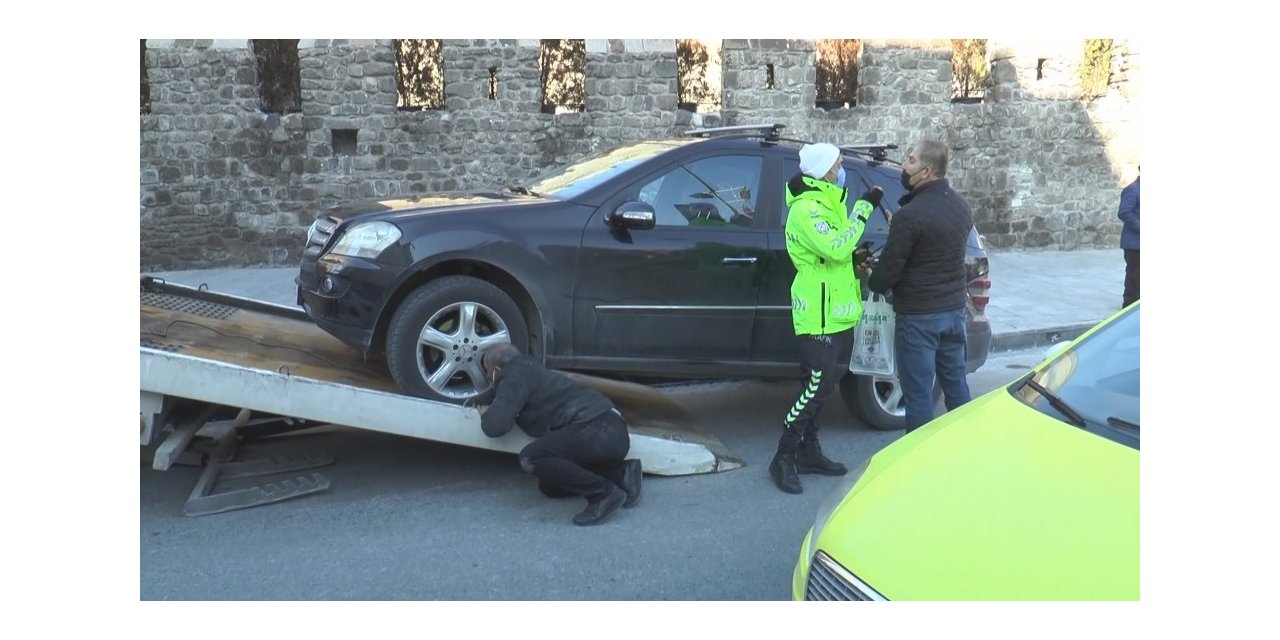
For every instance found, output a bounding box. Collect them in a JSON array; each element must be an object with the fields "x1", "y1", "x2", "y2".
[
  {"x1": 1123, "y1": 249, "x2": 1140, "y2": 307},
  {"x1": 519, "y1": 410, "x2": 630, "y2": 501},
  {"x1": 779, "y1": 329, "x2": 853, "y2": 452}
]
